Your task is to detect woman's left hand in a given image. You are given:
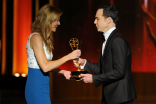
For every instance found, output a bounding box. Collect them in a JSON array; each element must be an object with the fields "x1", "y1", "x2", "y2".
[{"x1": 63, "y1": 70, "x2": 71, "y2": 80}]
